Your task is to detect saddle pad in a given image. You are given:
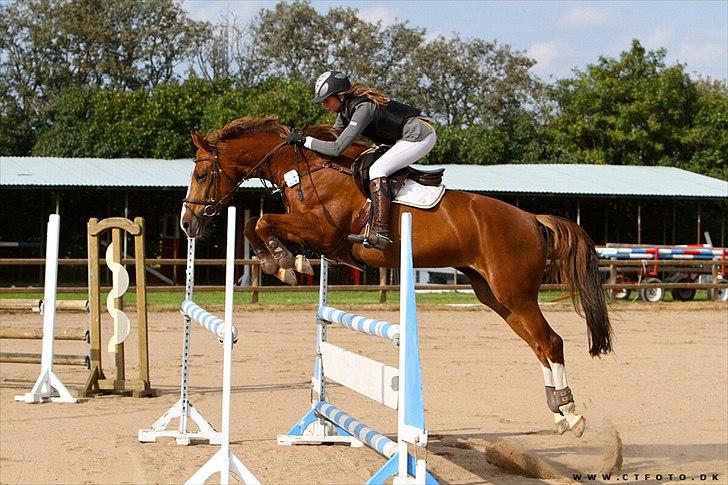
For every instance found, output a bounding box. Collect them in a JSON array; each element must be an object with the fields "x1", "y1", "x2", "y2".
[{"x1": 393, "y1": 179, "x2": 446, "y2": 209}]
